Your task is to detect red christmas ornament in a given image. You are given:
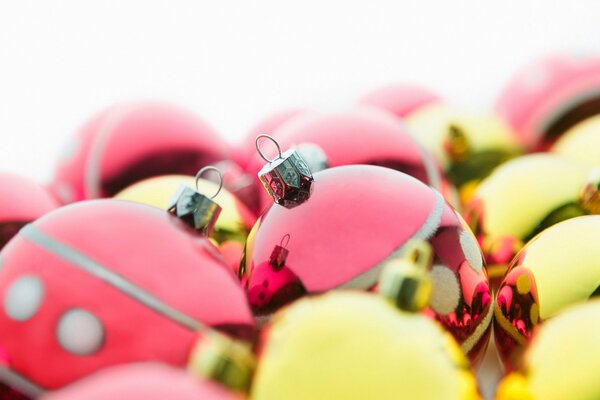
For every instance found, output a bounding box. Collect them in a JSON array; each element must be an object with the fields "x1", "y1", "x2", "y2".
[
  {"x1": 50, "y1": 102, "x2": 229, "y2": 203},
  {"x1": 357, "y1": 83, "x2": 442, "y2": 118},
  {"x1": 0, "y1": 173, "x2": 59, "y2": 250},
  {"x1": 240, "y1": 165, "x2": 491, "y2": 364},
  {"x1": 495, "y1": 52, "x2": 600, "y2": 150},
  {"x1": 40, "y1": 363, "x2": 242, "y2": 400},
  {"x1": 0, "y1": 200, "x2": 254, "y2": 396},
  {"x1": 246, "y1": 108, "x2": 450, "y2": 210}
]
